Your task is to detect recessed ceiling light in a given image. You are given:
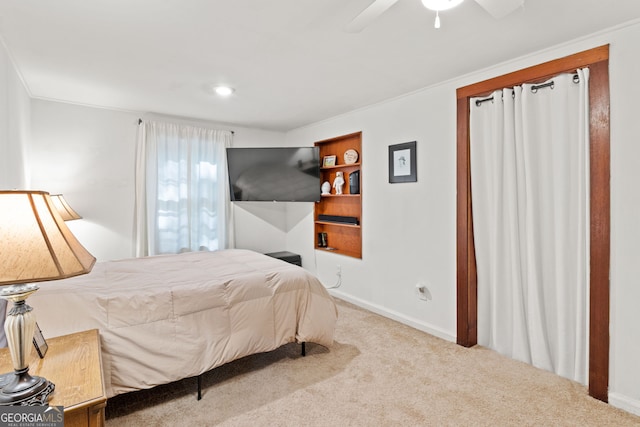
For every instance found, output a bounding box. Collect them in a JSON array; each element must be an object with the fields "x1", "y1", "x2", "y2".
[{"x1": 213, "y1": 86, "x2": 235, "y2": 97}]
